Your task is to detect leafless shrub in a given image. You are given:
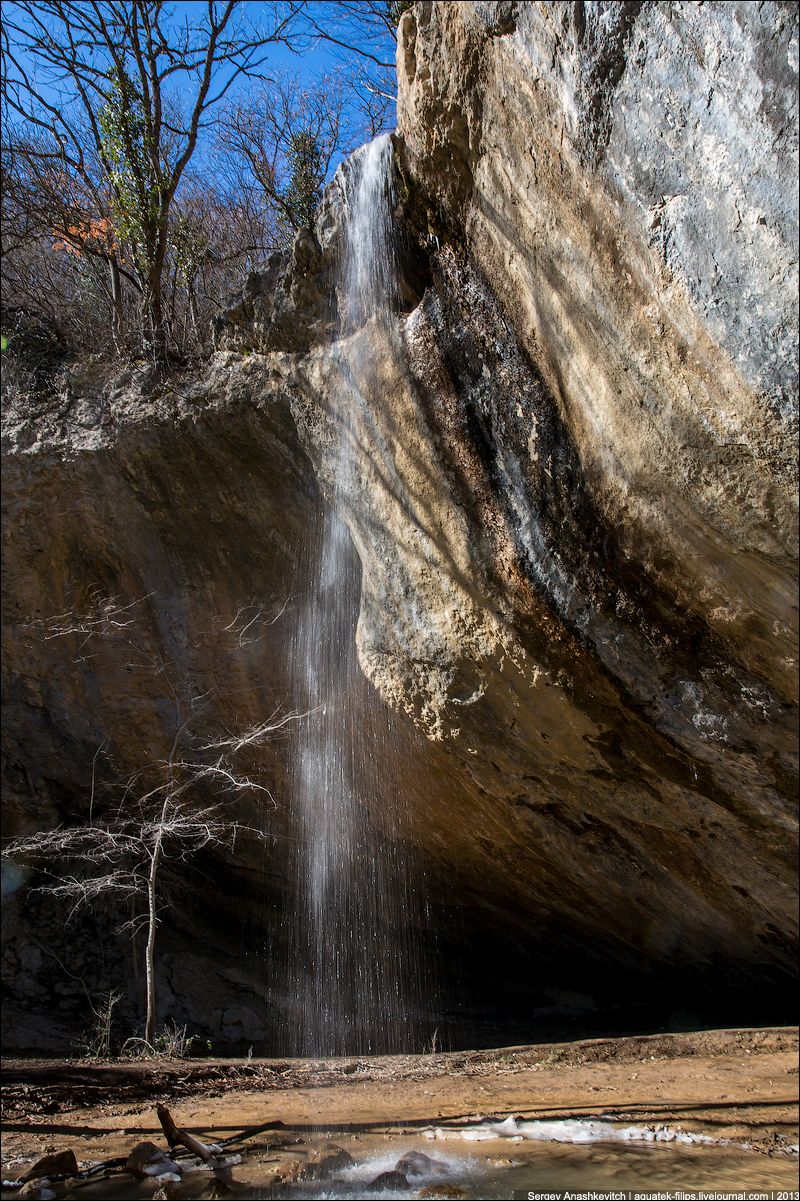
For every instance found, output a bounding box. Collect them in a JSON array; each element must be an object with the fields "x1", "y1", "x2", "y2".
[
  {"x1": 81, "y1": 988, "x2": 124, "y2": 1058},
  {"x1": 121, "y1": 1019, "x2": 195, "y2": 1059}
]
